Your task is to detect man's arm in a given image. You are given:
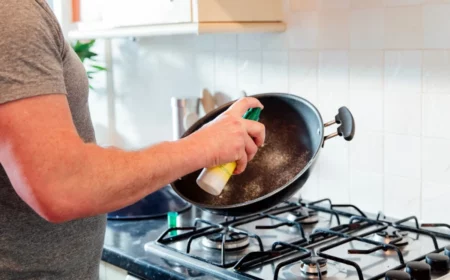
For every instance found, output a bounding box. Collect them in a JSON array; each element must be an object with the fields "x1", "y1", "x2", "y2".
[{"x1": 0, "y1": 94, "x2": 264, "y2": 223}]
